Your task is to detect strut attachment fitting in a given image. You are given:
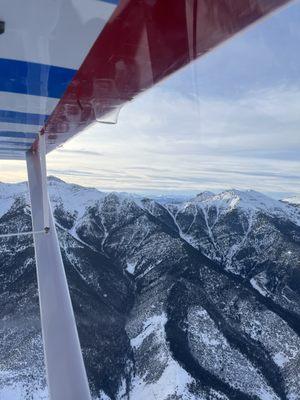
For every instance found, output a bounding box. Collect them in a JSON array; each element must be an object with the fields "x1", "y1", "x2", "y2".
[{"x1": 0, "y1": 21, "x2": 5, "y2": 35}]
